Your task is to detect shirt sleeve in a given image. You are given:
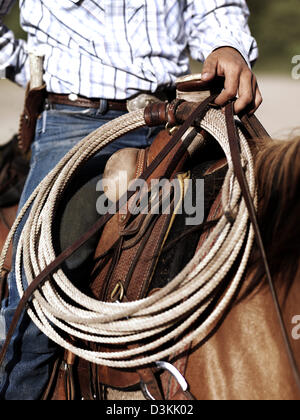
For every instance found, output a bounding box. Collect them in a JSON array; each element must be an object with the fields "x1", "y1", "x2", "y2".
[
  {"x1": 184, "y1": 0, "x2": 258, "y2": 67},
  {"x1": 0, "y1": 0, "x2": 29, "y2": 86}
]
